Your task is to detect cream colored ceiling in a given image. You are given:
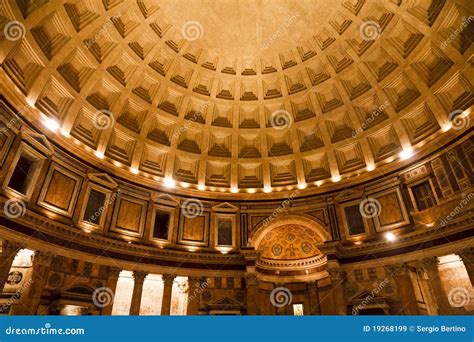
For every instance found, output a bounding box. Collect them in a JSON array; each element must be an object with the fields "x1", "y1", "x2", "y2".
[{"x1": 0, "y1": 0, "x2": 472, "y2": 196}]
